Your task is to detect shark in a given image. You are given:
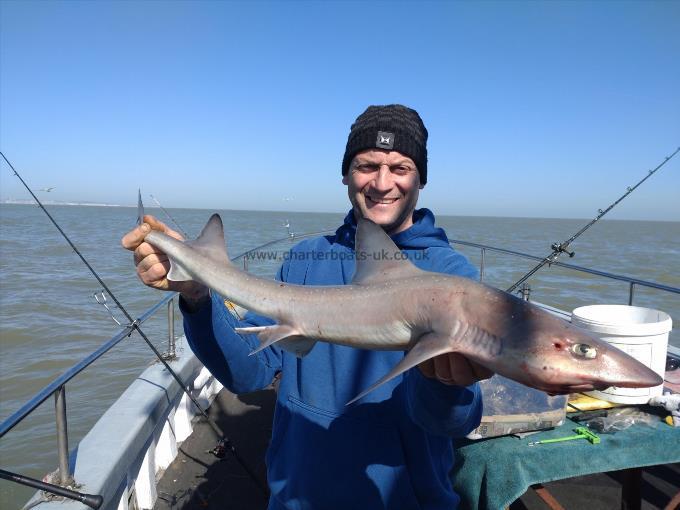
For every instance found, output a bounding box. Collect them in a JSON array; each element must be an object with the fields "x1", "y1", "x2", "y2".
[{"x1": 139, "y1": 208, "x2": 663, "y2": 404}]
